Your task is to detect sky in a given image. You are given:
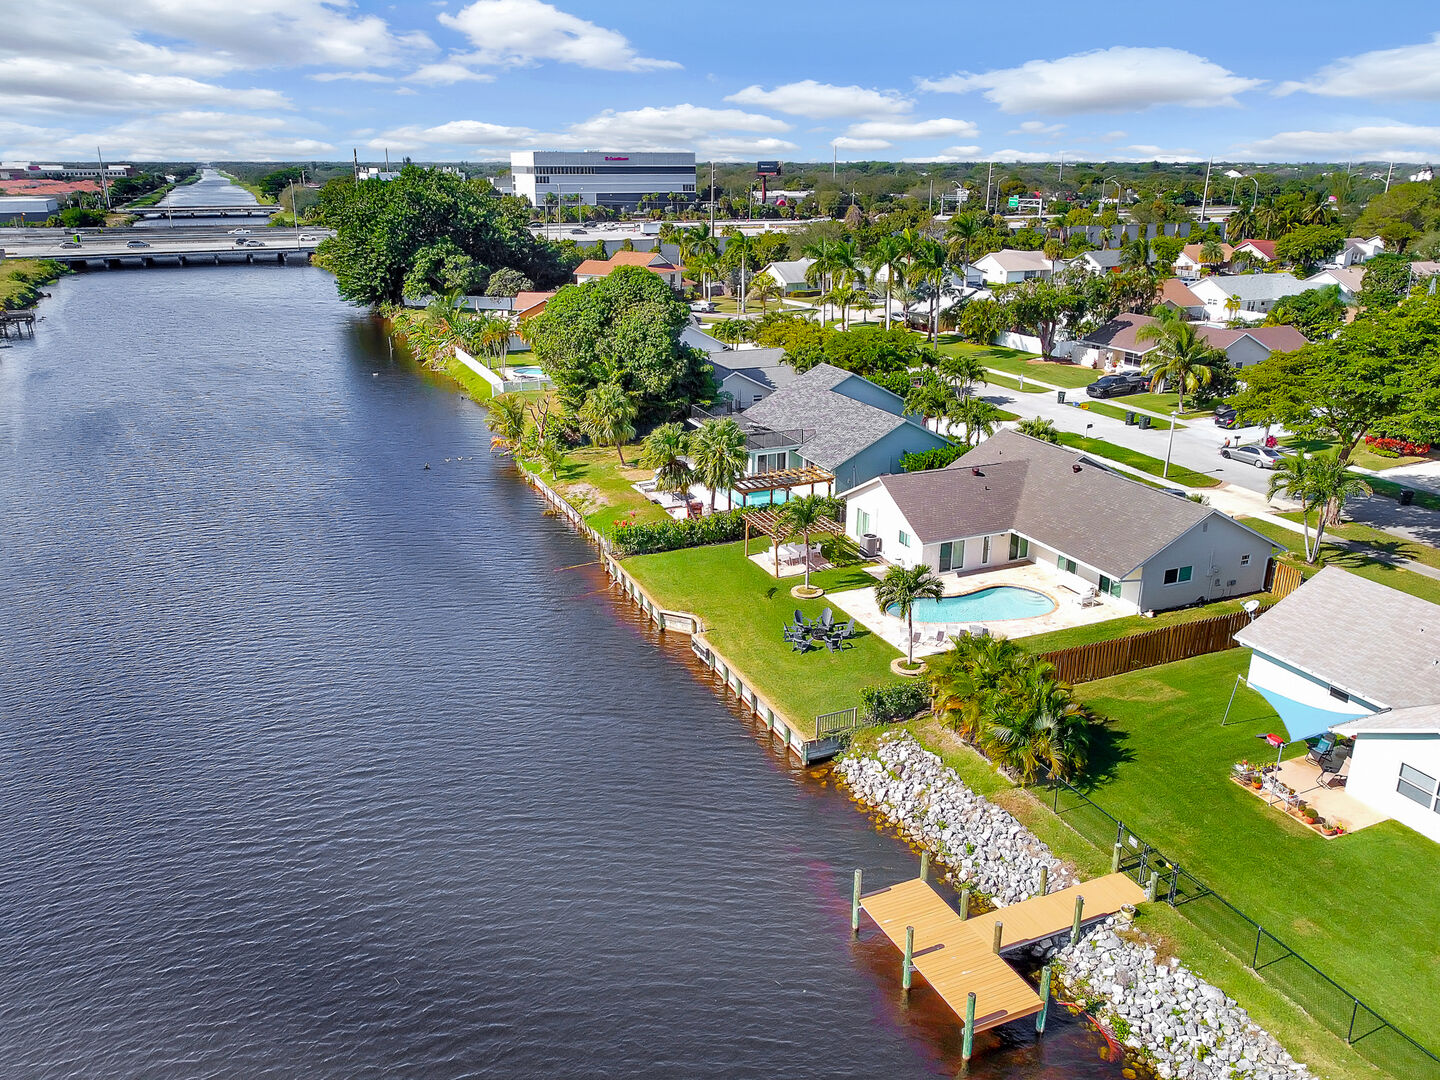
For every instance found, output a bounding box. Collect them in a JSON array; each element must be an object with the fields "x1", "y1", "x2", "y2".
[{"x1": 2, "y1": 0, "x2": 1440, "y2": 164}]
